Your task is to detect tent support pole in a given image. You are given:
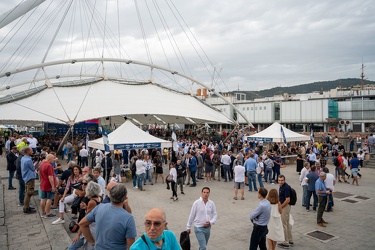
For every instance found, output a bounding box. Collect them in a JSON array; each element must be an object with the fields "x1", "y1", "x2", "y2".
[
  {"x1": 57, "y1": 126, "x2": 72, "y2": 156},
  {"x1": 223, "y1": 123, "x2": 240, "y2": 144}
]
